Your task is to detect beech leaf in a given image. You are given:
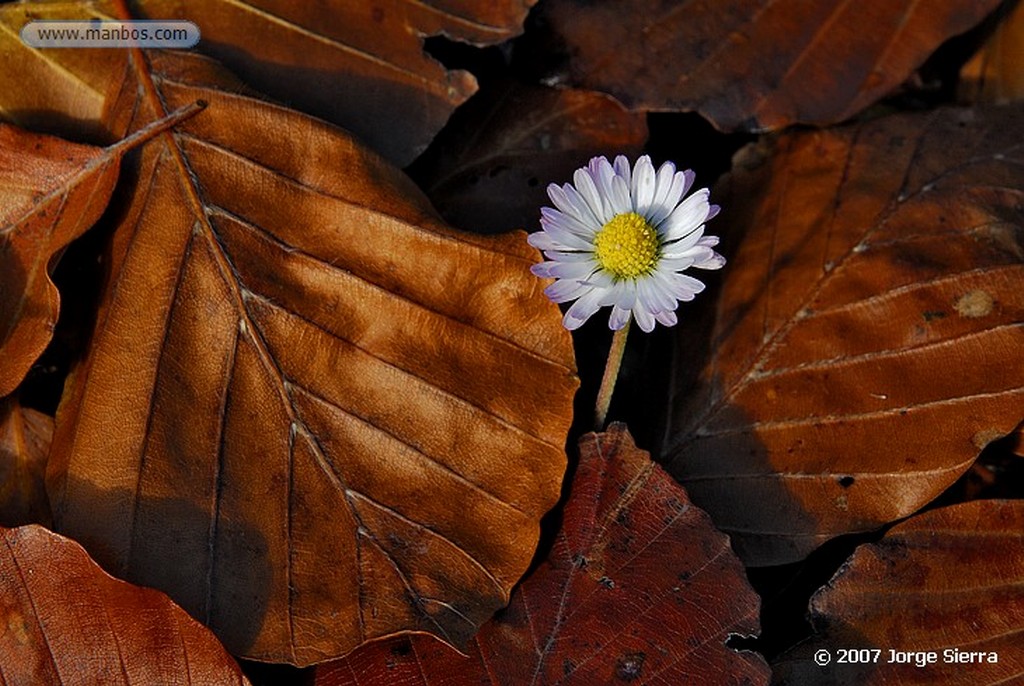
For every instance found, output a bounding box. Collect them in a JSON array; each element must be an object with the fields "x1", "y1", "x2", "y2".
[
  {"x1": 663, "y1": 105, "x2": 1024, "y2": 566},
  {"x1": 0, "y1": 524, "x2": 249, "y2": 685},
  {"x1": 6, "y1": 17, "x2": 579, "y2": 669},
  {"x1": 774, "y1": 500, "x2": 1024, "y2": 685},
  {"x1": 22, "y1": 0, "x2": 539, "y2": 166},
  {"x1": 314, "y1": 425, "x2": 769, "y2": 686},
  {"x1": 0, "y1": 397, "x2": 52, "y2": 528},
  {"x1": 411, "y1": 81, "x2": 647, "y2": 233},
  {"x1": 539, "y1": 0, "x2": 1001, "y2": 131}
]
